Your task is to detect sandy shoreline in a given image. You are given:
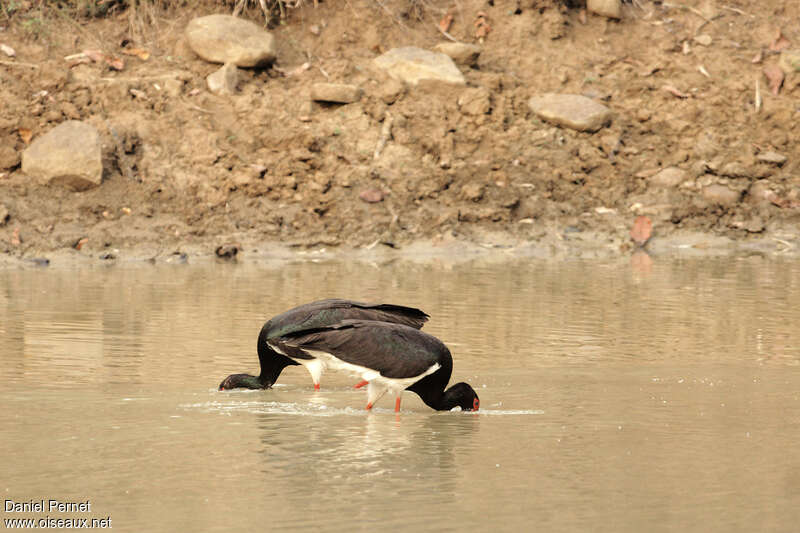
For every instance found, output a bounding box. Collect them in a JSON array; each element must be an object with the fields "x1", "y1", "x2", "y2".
[{"x1": 2, "y1": 229, "x2": 798, "y2": 270}]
